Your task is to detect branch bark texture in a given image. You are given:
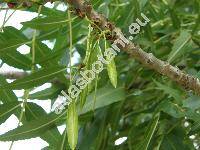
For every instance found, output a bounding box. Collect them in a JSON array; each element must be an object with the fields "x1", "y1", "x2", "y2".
[{"x1": 66, "y1": 0, "x2": 200, "y2": 95}]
